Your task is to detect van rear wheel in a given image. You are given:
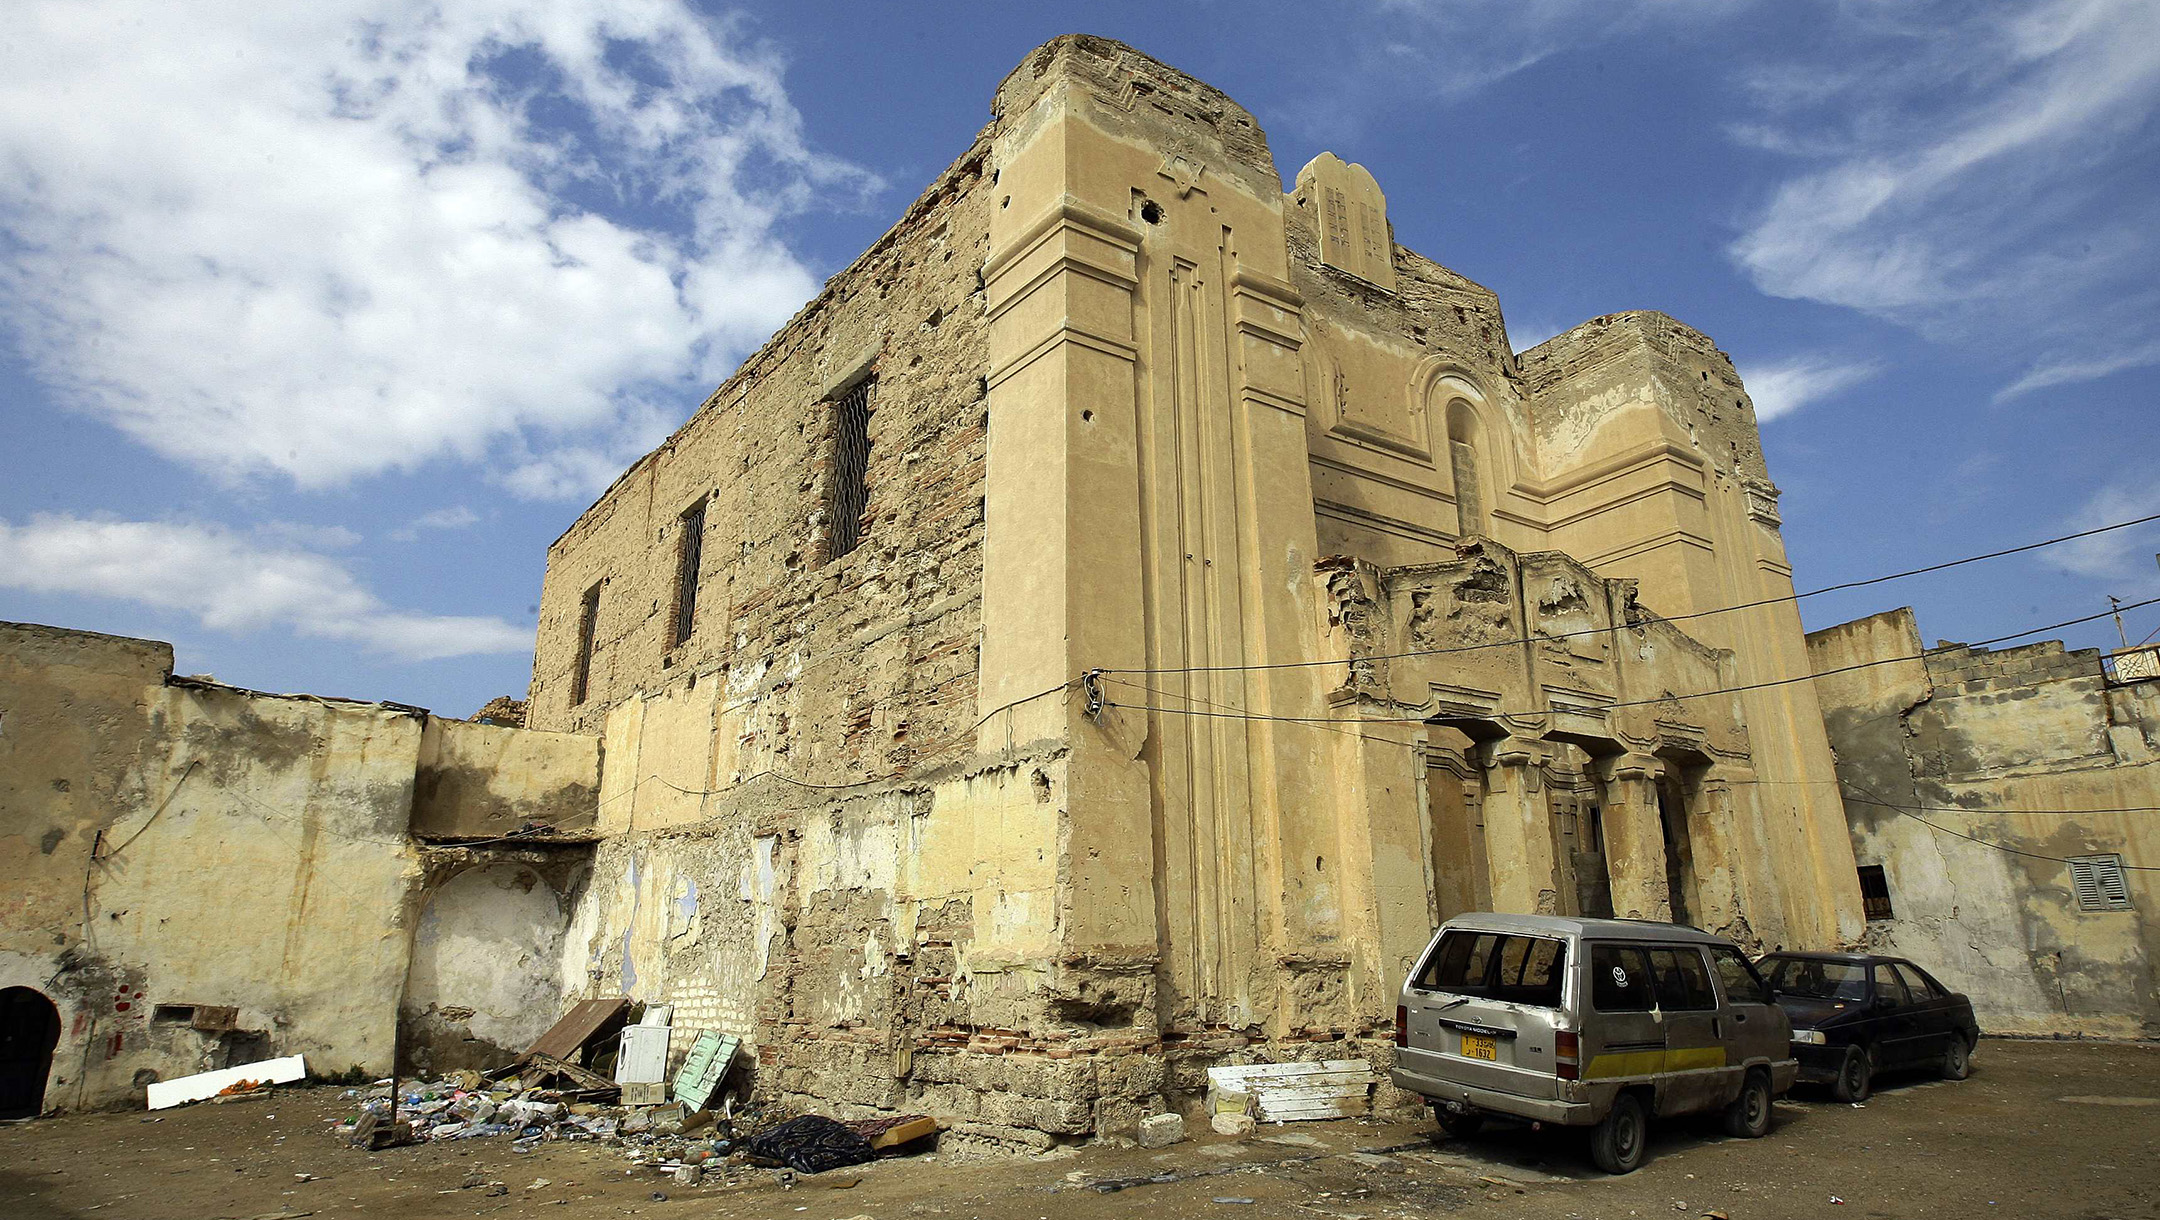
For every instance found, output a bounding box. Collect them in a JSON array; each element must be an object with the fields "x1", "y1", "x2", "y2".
[
  {"x1": 1722, "y1": 1068, "x2": 1773, "y2": 1138},
  {"x1": 1590, "y1": 1092, "x2": 1648, "y2": 1174},
  {"x1": 1432, "y1": 1105, "x2": 1483, "y2": 1139}
]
